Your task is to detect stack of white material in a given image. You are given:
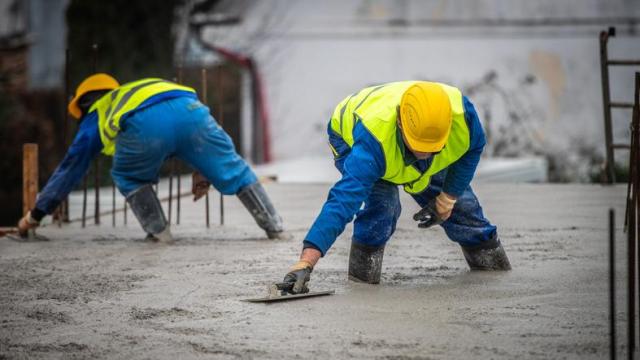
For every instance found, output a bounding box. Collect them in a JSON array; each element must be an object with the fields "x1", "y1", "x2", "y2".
[{"x1": 253, "y1": 156, "x2": 548, "y2": 184}]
